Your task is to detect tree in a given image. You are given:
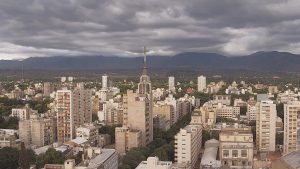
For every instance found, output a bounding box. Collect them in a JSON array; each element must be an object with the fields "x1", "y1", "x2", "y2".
[
  {"x1": 202, "y1": 130, "x2": 211, "y2": 147},
  {"x1": 211, "y1": 130, "x2": 220, "y2": 140},
  {"x1": 92, "y1": 113, "x2": 99, "y2": 122},
  {"x1": 0, "y1": 147, "x2": 19, "y2": 169},
  {"x1": 0, "y1": 117, "x2": 19, "y2": 129},
  {"x1": 276, "y1": 132, "x2": 284, "y2": 145},
  {"x1": 240, "y1": 106, "x2": 247, "y2": 115},
  {"x1": 99, "y1": 125, "x2": 121, "y2": 143},
  {"x1": 36, "y1": 148, "x2": 65, "y2": 169},
  {"x1": 277, "y1": 103, "x2": 284, "y2": 120},
  {"x1": 19, "y1": 142, "x2": 30, "y2": 169}
]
